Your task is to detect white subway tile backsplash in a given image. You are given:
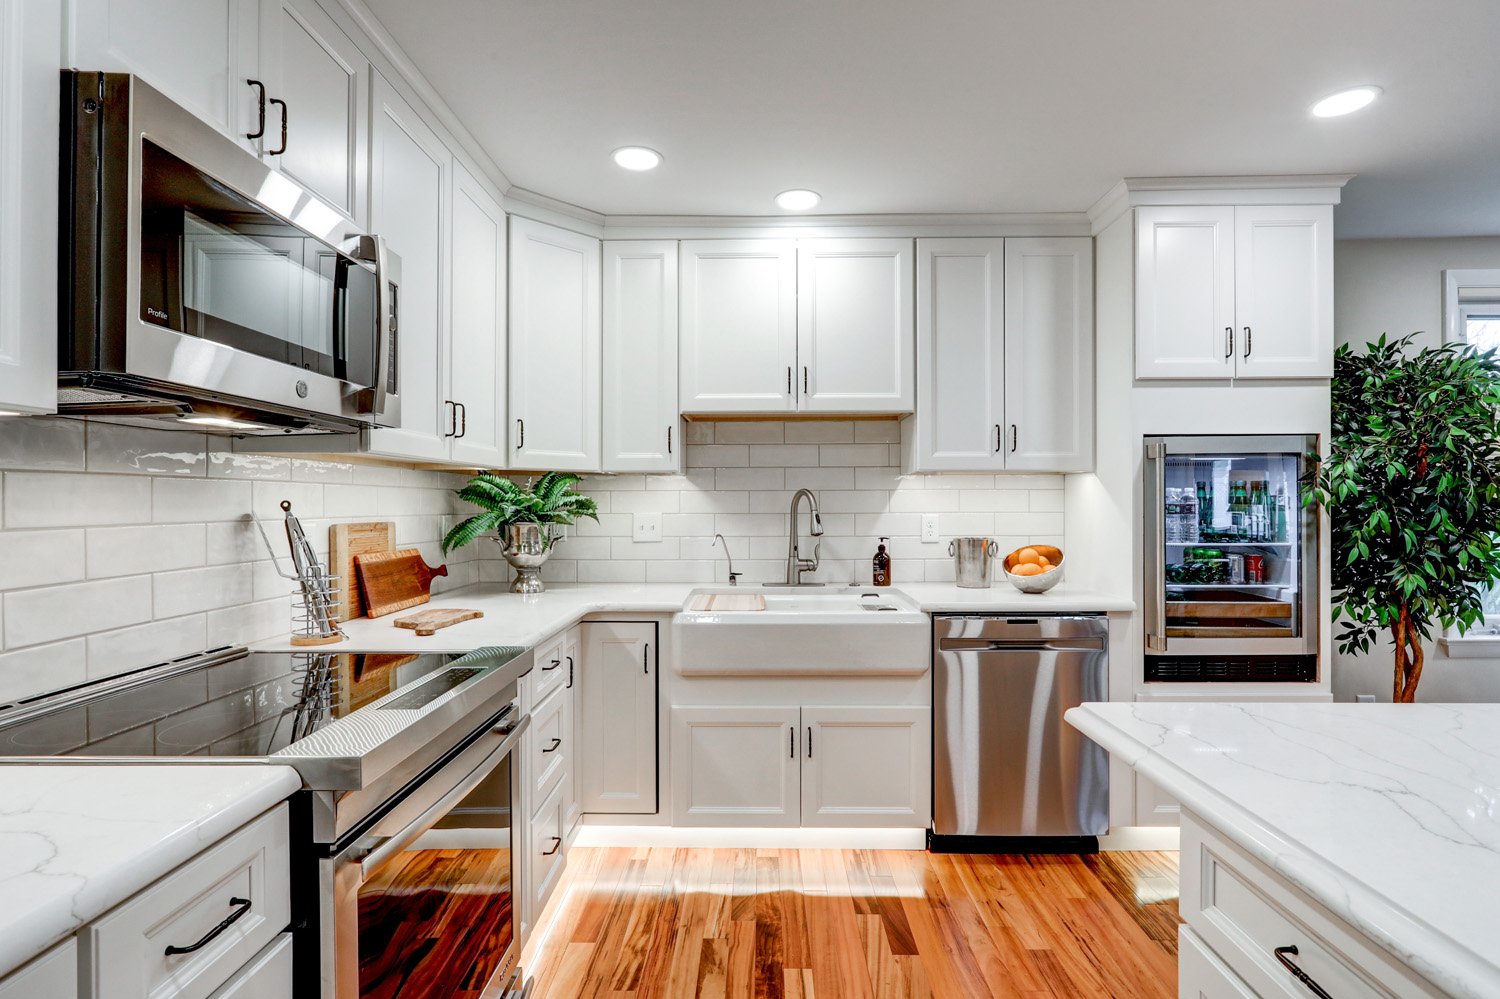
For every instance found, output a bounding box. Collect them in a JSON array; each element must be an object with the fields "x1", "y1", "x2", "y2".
[
  {"x1": 0, "y1": 640, "x2": 87, "y2": 702},
  {"x1": 854, "y1": 421, "x2": 902, "y2": 443},
  {"x1": 152, "y1": 477, "x2": 252, "y2": 523},
  {"x1": 959, "y1": 490, "x2": 1029, "y2": 512},
  {"x1": 4, "y1": 577, "x2": 154, "y2": 648},
  {"x1": 785, "y1": 421, "x2": 854, "y2": 444},
  {"x1": 291, "y1": 458, "x2": 355, "y2": 483},
  {"x1": 577, "y1": 560, "x2": 646, "y2": 583},
  {"x1": 714, "y1": 513, "x2": 790, "y2": 537},
  {"x1": 6, "y1": 472, "x2": 152, "y2": 527},
  {"x1": 0, "y1": 530, "x2": 86, "y2": 589},
  {"x1": 680, "y1": 490, "x2": 749, "y2": 514},
  {"x1": 784, "y1": 467, "x2": 855, "y2": 490},
  {"x1": 818, "y1": 444, "x2": 891, "y2": 466},
  {"x1": 205, "y1": 597, "x2": 289, "y2": 647},
  {"x1": 86, "y1": 424, "x2": 207, "y2": 476},
  {"x1": 611, "y1": 491, "x2": 681, "y2": 514},
  {"x1": 0, "y1": 418, "x2": 86, "y2": 471},
  {"x1": 86, "y1": 524, "x2": 205, "y2": 578},
  {"x1": 750, "y1": 444, "x2": 820, "y2": 467},
  {"x1": 683, "y1": 422, "x2": 715, "y2": 444},
  {"x1": 207, "y1": 451, "x2": 292, "y2": 479},
  {"x1": 153, "y1": 564, "x2": 255, "y2": 617},
  {"x1": 714, "y1": 422, "x2": 784, "y2": 444},
  {"x1": 688, "y1": 444, "x2": 749, "y2": 467},
  {"x1": 714, "y1": 467, "x2": 785, "y2": 490},
  {"x1": 252, "y1": 480, "x2": 323, "y2": 520},
  {"x1": 86, "y1": 615, "x2": 208, "y2": 677}
]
